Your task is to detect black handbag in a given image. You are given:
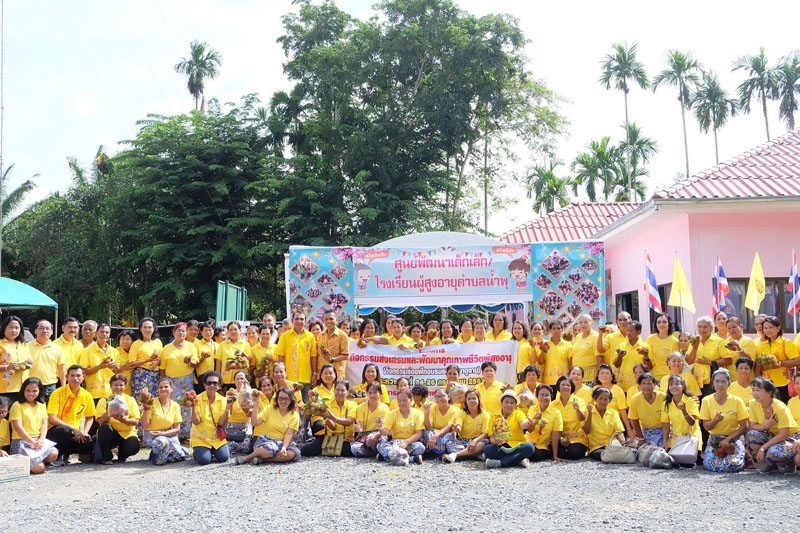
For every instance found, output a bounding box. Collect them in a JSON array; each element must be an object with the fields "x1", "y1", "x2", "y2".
[{"x1": 225, "y1": 428, "x2": 247, "y2": 442}]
